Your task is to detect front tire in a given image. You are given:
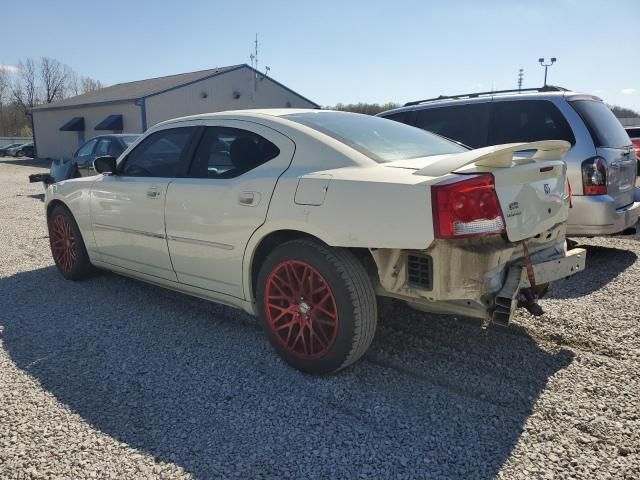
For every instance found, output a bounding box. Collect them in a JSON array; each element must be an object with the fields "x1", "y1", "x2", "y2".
[
  {"x1": 257, "y1": 238, "x2": 377, "y2": 374},
  {"x1": 48, "y1": 205, "x2": 94, "y2": 280}
]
